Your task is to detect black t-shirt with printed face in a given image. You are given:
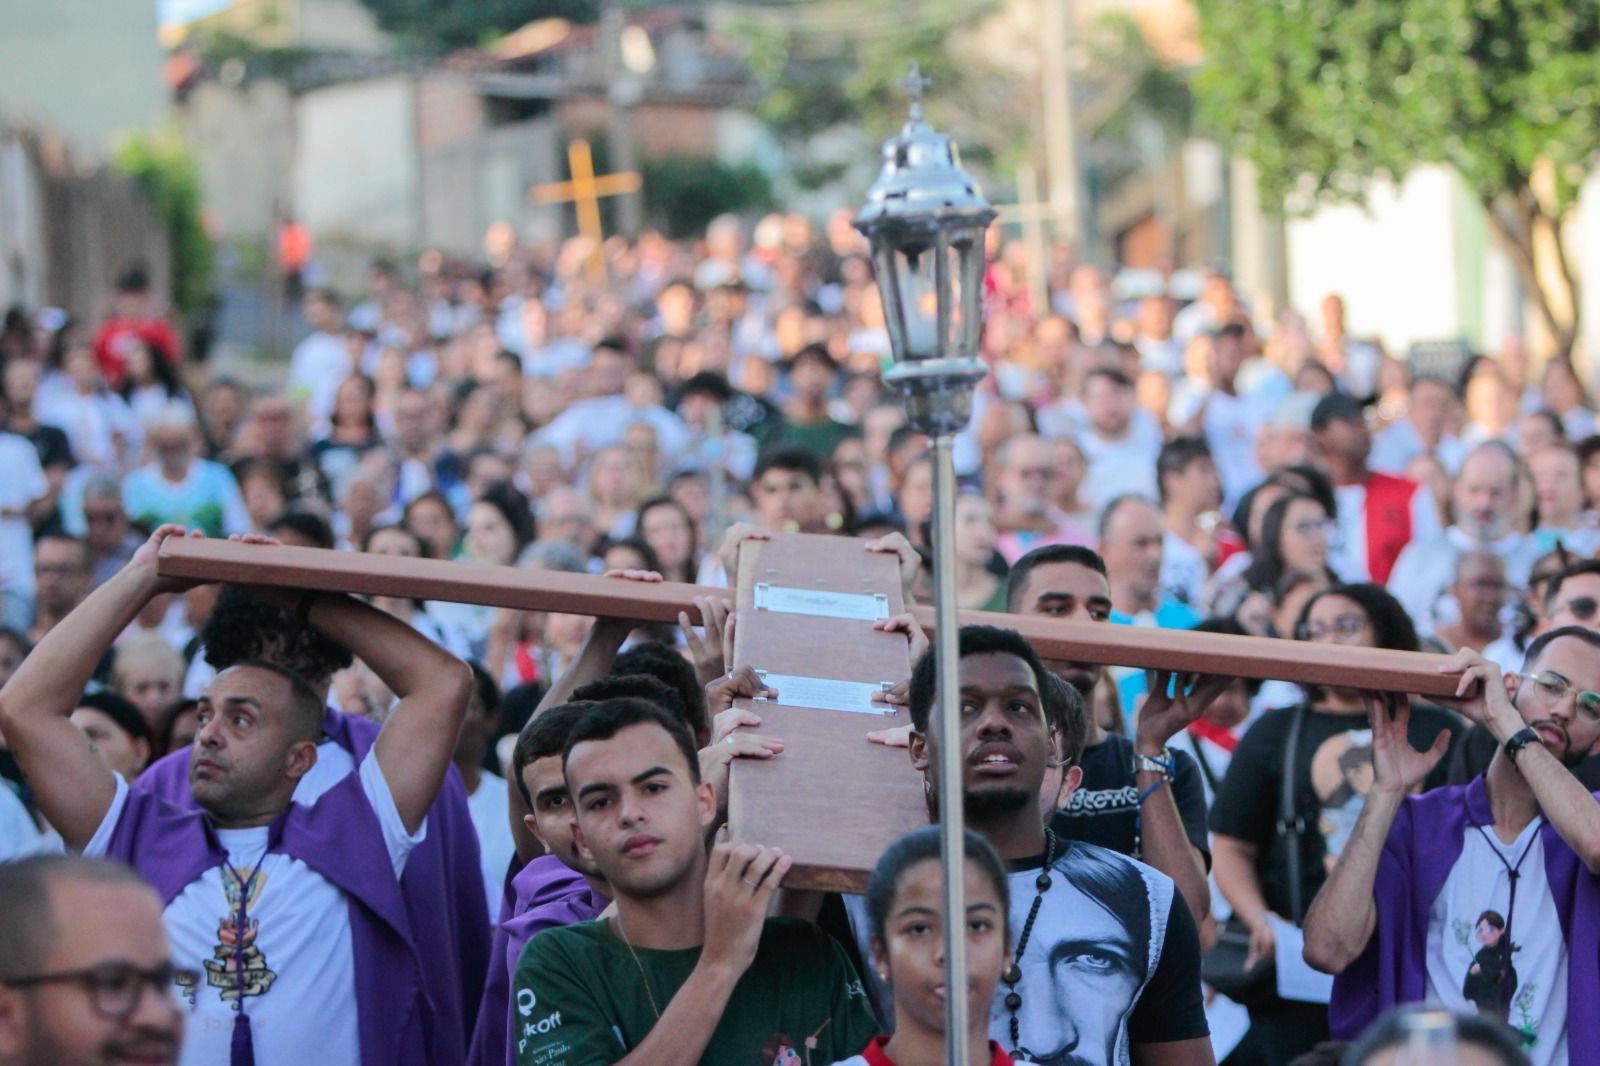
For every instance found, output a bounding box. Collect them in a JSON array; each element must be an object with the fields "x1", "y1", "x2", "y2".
[
  {"x1": 1208, "y1": 702, "x2": 1463, "y2": 922},
  {"x1": 1050, "y1": 733, "x2": 1211, "y2": 869}
]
